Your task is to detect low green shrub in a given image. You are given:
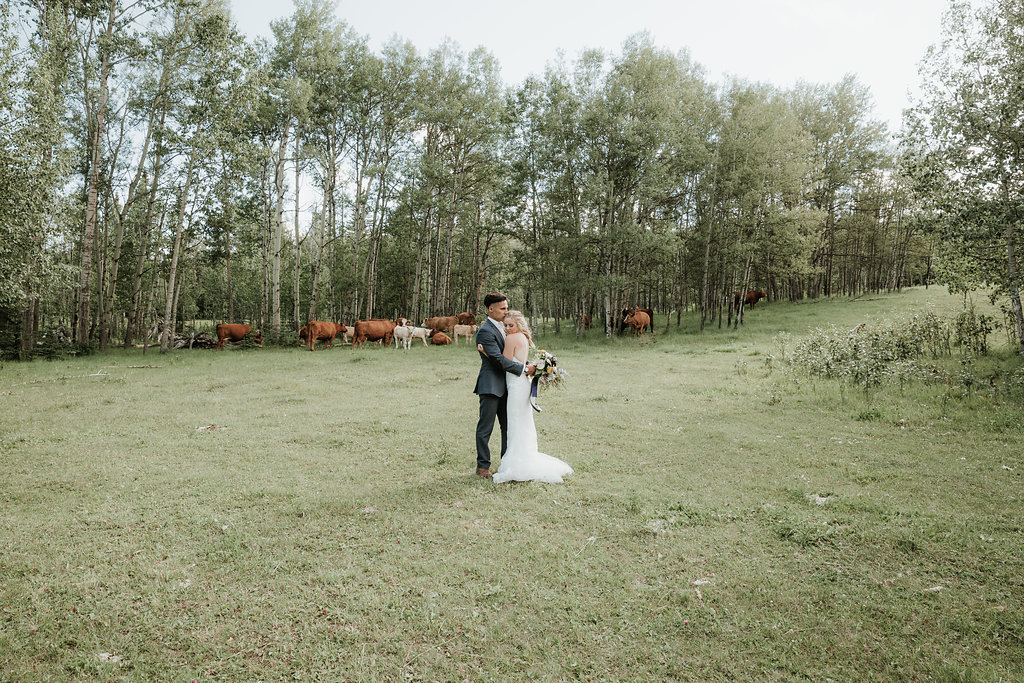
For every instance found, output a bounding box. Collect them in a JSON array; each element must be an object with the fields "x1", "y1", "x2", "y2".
[{"x1": 778, "y1": 307, "x2": 998, "y2": 388}]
